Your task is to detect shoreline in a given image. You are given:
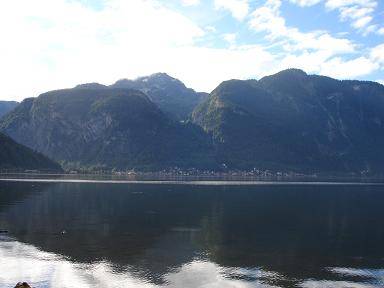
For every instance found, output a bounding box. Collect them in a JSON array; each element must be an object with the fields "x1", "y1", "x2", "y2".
[{"x1": 0, "y1": 177, "x2": 384, "y2": 186}]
